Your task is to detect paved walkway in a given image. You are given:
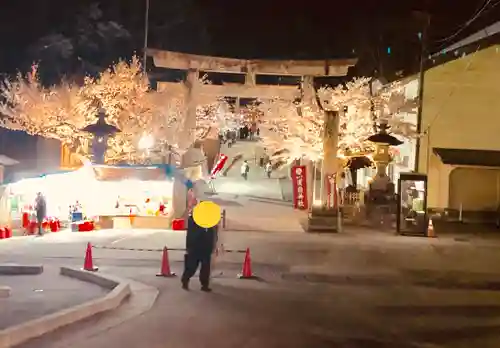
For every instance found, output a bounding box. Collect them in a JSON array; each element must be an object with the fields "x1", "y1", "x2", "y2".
[
  {"x1": 0, "y1": 265, "x2": 108, "y2": 330},
  {"x1": 17, "y1": 262, "x2": 500, "y2": 348}
]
